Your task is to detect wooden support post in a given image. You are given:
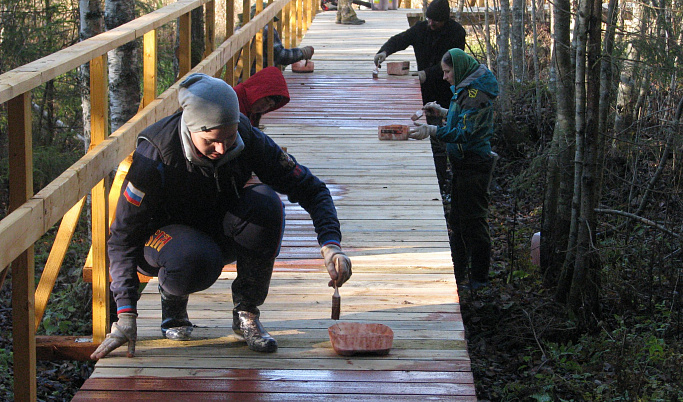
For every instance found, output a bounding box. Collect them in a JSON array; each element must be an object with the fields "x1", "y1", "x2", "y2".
[
  {"x1": 143, "y1": 30, "x2": 158, "y2": 108},
  {"x1": 178, "y1": 12, "x2": 192, "y2": 79},
  {"x1": 205, "y1": 1, "x2": 216, "y2": 58},
  {"x1": 283, "y1": 1, "x2": 292, "y2": 50},
  {"x1": 255, "y1": 0, "x2": 264, "y2": 71},
  {"x1": 242, "y1": 0, "x2": 252, "y2": 80},
  {"x1": 9, "y1": 92, "x2": 36, "y2": 402},
  {"x1": 35, "y1": 198, "x2": 86, "y2": 331},
  {"x1": 90, "y1": 54, "x2": 110, "y2": 344},
  {"x1": 308, "y1": 0, "x2": 315, "y2": 27},
  {"x1": 289, "y1": 1, "x2": 296, "y2": 48},
  {"x1": 224, "y1": 0, "x2": 236, "y2": 85},
  {"x1": 297, "y1": 0, "x2": 303, "y2": 45},
  {"x1": 267, "y1": 0, "x2": 275, "y2": 68}
]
